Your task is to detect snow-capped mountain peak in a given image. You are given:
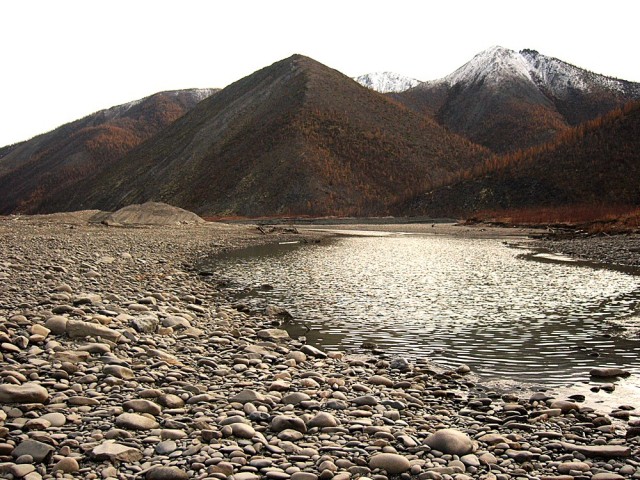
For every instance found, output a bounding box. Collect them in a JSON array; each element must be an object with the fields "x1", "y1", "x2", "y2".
[
  {"x1": 442, "y1": 45, "x2": 533, "y2": 87},
  {"x1": 355, "y1": 72, "x2": 421, "y2": 93}
]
